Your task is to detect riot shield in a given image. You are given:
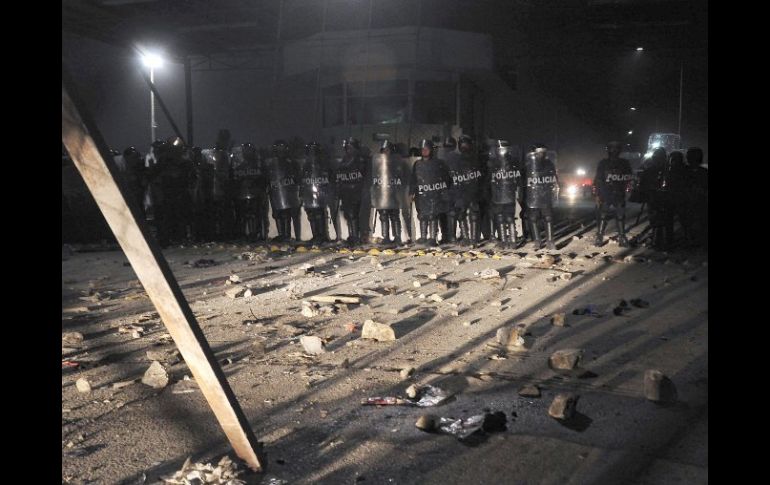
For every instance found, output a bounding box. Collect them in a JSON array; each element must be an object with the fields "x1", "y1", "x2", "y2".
[
  {"x1": 524, "y1": 152, "x2": 559, "y2": 208},
  {"x1": 370, "y1": 153, "x2": 406, "y2": 210},
  {"x1": 301, "y1": 154, "x2": 334, "y2": 209},
  {"x1": 266, "y1": 157, "x2": 301, "y2": 210}
]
